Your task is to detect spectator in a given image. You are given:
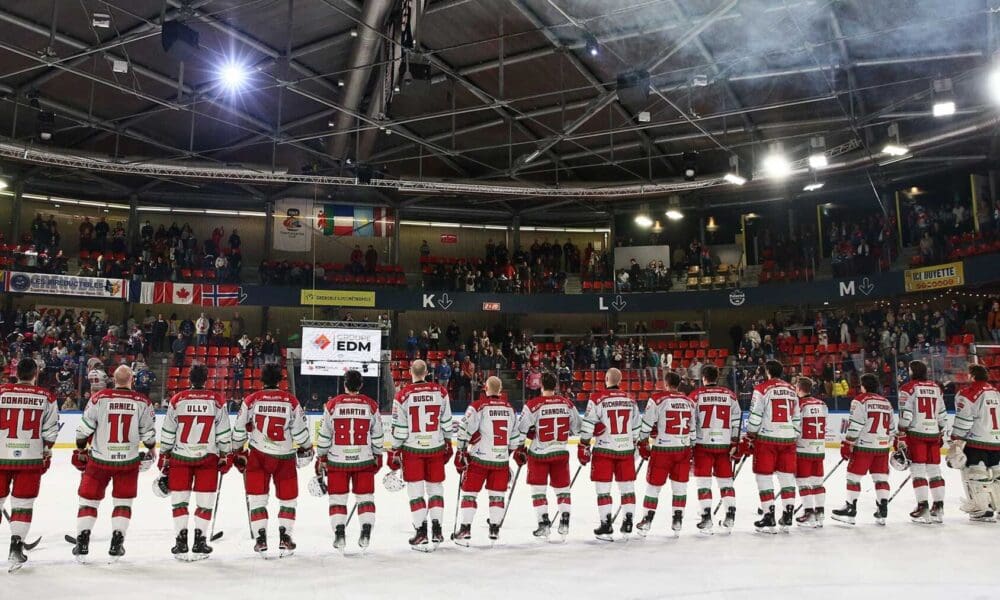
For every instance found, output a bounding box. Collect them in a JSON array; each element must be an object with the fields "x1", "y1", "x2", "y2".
[
  {"x1": 405, "y1": 330, "x2": 418, "y2": 361},
  {"x1": 420, "y1": 240, "x2": 431, "y2": 257},
  {"x1": 990, "y1": 300, "x2": 1000, "y2": 343},
  {"x1": 232, "y1": 352, "x2": 246, "y2": 394},
  {"x1": 152, "y1": 313, "x2": 168, "y2": 352},
  {"x1": 229, "y1": 229, "x2": 241, "y2": 252},
  {"x1": 428, "y1": 322, "x2": 441, "y2": 350},
  {"x1": 231, "y1": 312, "x2": 245, "y2": 341},
  {"x1": 172, "y1": 333, "x2": 187, "y2": 367},
  {"x1": 435, "y1": 360, "x2": 452, "y2": 389},
  {"x1": 365, "y1": 244, "x2": 378, "y2": 273},
  {"x1": 195, "y1": 313, "x2": 210, "y2": 346}
]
